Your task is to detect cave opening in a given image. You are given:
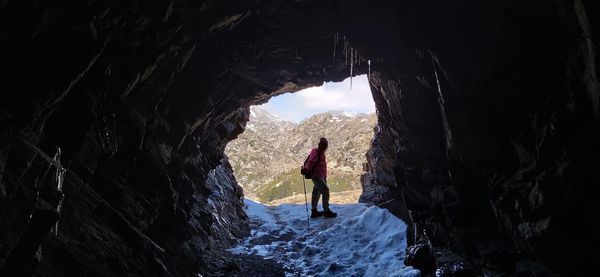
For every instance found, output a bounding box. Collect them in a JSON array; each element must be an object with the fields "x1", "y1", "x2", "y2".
[
  {"x1": 220, "y1": 75, "x2": 420, "y2": 276},
  {"x1": 225, "y1": 74, "x2": 377, "y2": 205}
]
